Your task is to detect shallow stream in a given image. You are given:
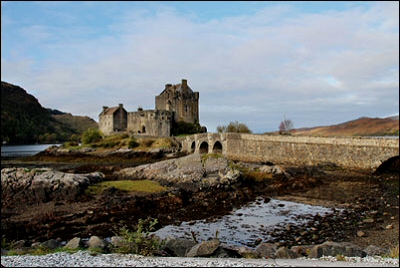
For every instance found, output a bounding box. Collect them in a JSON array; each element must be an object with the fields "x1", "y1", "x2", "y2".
[{"x1": 153, "y1": 197, "x2": 336, "y2": 248}]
